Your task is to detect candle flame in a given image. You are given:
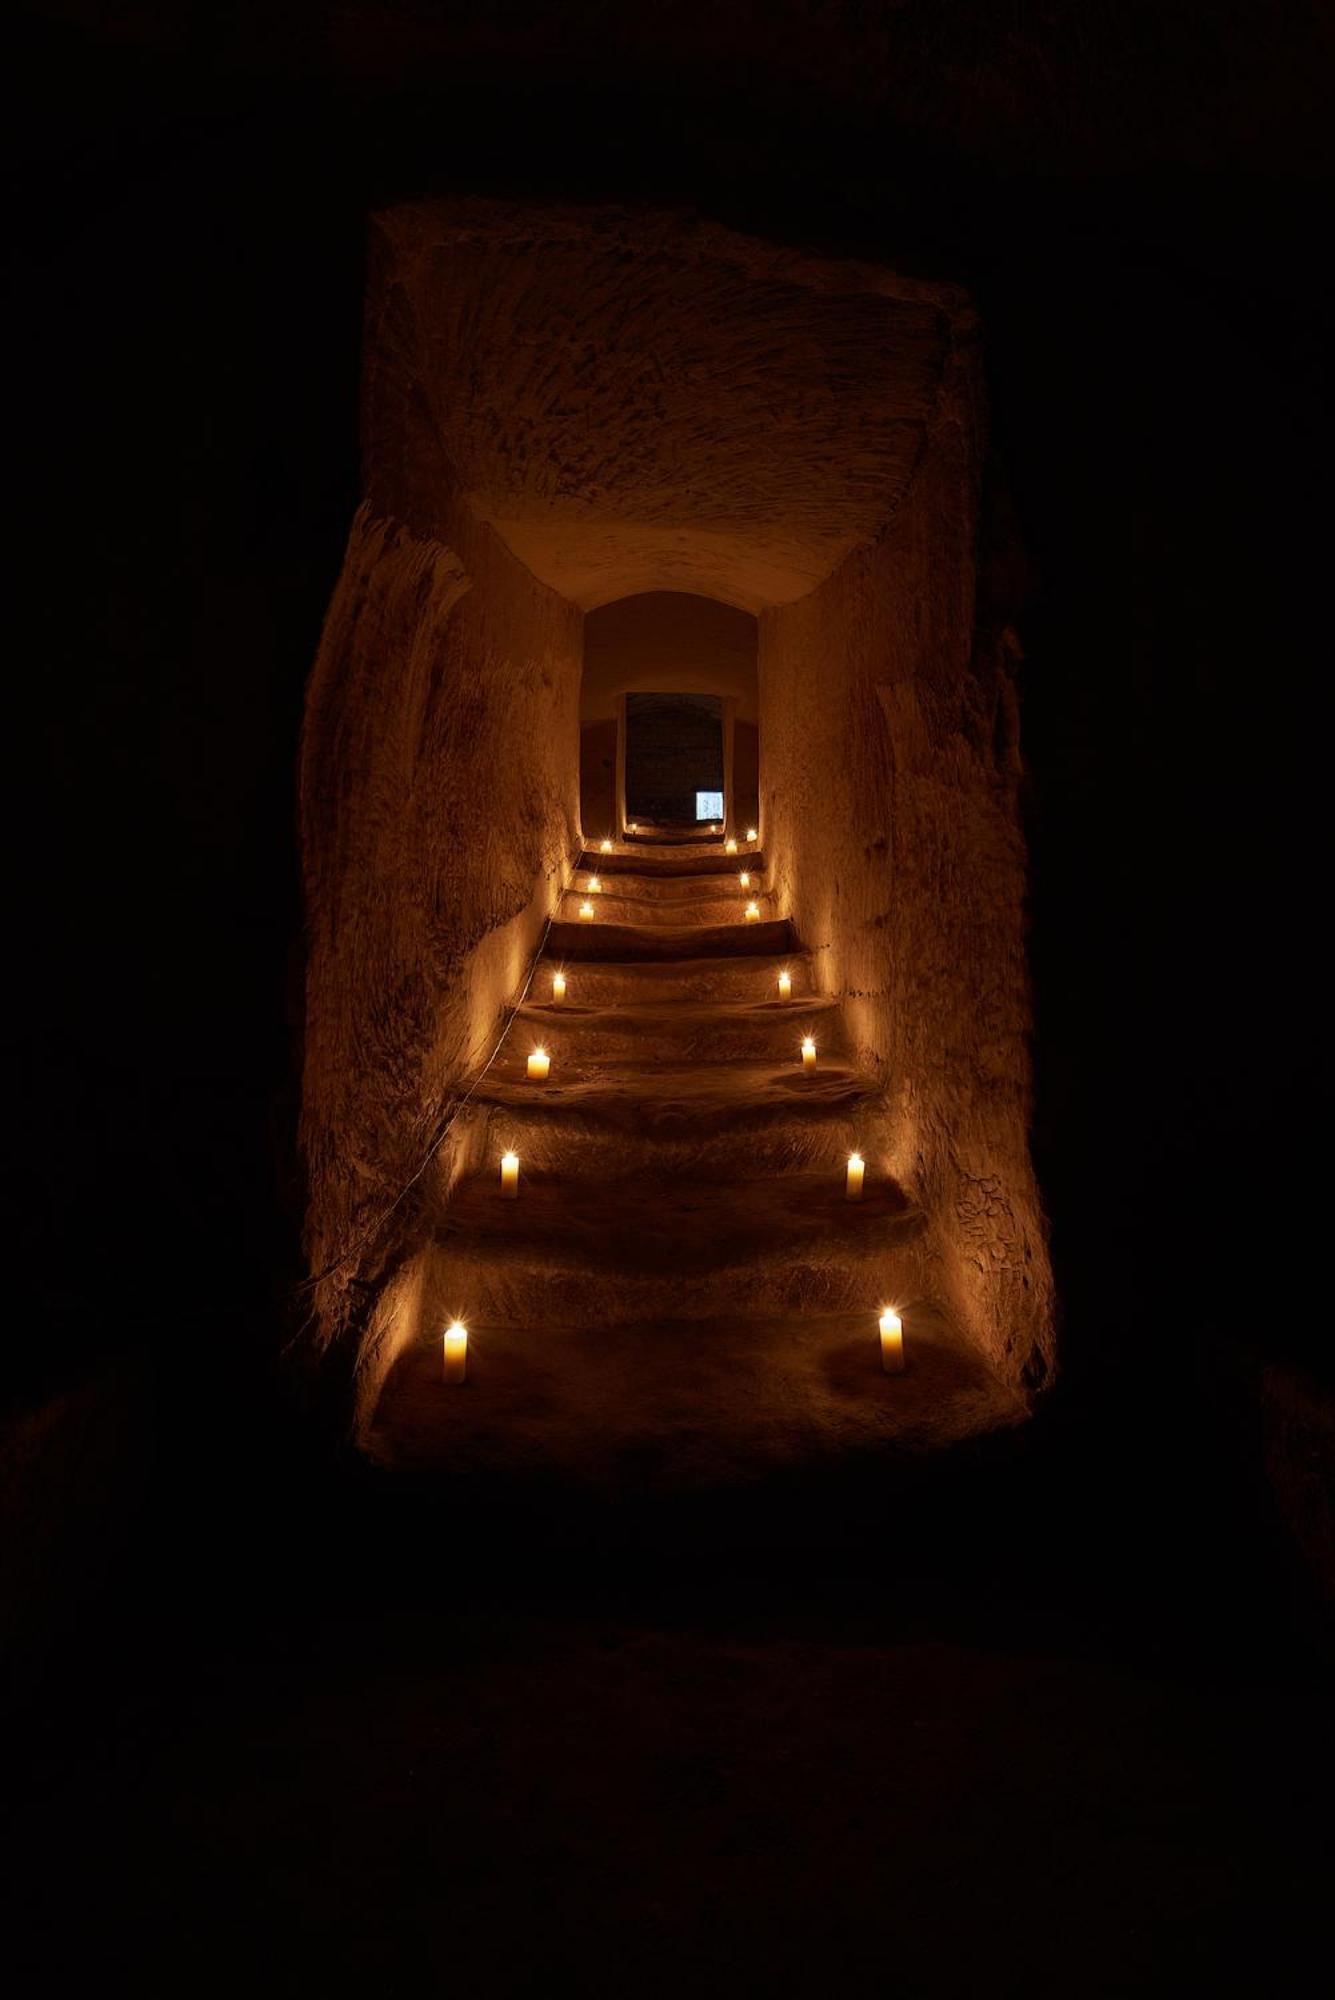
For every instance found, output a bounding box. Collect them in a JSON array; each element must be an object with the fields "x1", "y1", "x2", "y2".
[
  {"x1": 848, "y1": 1152, "x2": 863, "y2": 1168},
  {"x1": 746, "y1": 828, "x2": 757, "y2": 840},
  {"x1": 588, "y1": 876, "x2": 601, "y2": 892},
  {"x1": 446, "y1": 1319, "x2": 467, "y2": 1341},
  {"x1": 745, "y1": 900, "x2": 760, "y2": 918},
  {"x1": 739, "y1": 871, "x2": 750, "y2": 888},
  {"x1": 532, "y1": 1047, "x2": 547, "y2": 1061},
  {"x1": 501, "y1": 1151, "x2": 519, "y2": 1169},
  {"x1": 802, "y1": 1037, "x2": 816, "y2": 1055}
]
